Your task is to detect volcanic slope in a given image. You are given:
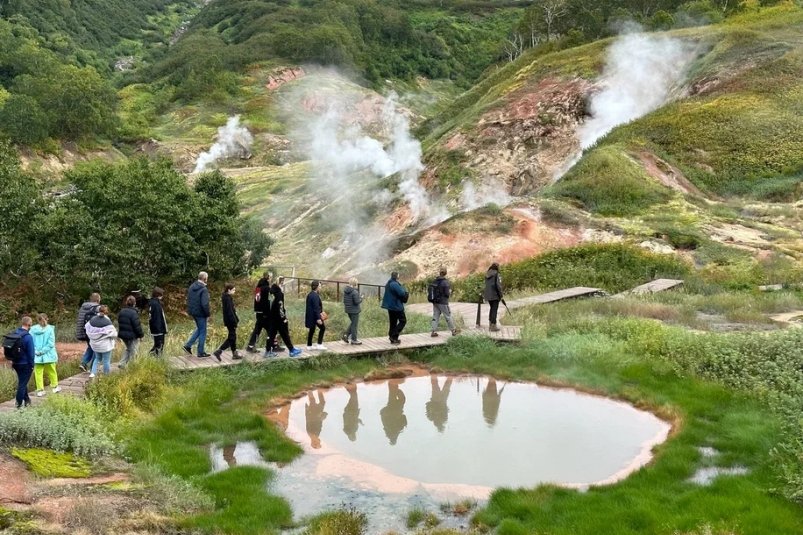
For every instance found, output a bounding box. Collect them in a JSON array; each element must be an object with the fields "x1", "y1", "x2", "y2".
[{"x1": 397, "y1": 5, "x2": 803, "y2": 280}]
